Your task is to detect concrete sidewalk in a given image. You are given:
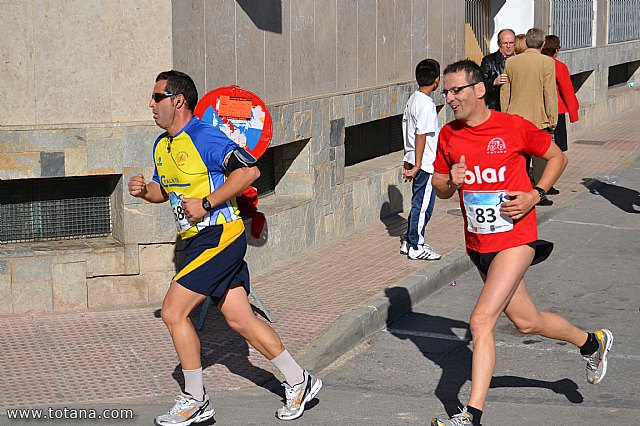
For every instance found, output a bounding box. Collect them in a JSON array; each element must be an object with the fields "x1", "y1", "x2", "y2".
[{"x1": 1, "y1": 107, "x2": 639, "y2": 413}]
